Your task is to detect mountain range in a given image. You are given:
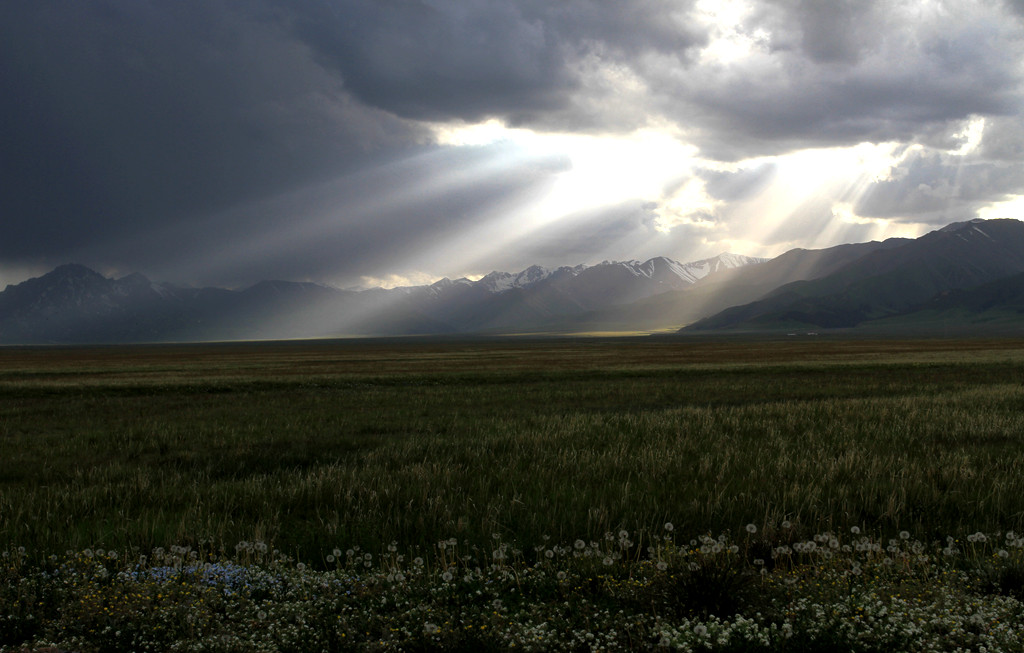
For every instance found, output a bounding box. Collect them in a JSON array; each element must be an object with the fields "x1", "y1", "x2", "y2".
[
  {"x1": 0, "y1": 253, "x2": 763, "y2": 343},
  {"x1": 2, "y1": 218, "x2": 1023, "y2": 344}
]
